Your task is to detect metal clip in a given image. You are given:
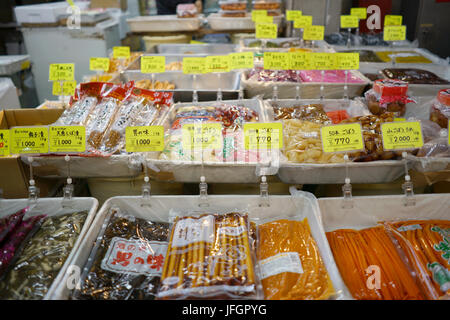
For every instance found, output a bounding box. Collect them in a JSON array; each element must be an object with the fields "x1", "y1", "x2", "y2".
[
  {"x1": 27, "y1": 157, "x2": 39, "y2": 204},
  {"x1": 259, "y1": 175, "x2": 270, "y2": 207},
  {"x1": 295, "y1": 71, "x2": 301, "y2": 100},
  {"x1": 341, "y1": 154, "x2": 353, "y2": 209},
  {"x1": 199, "y1": 175, "x2": 209, "y2": 207},
  {"x1": 402, "y1": 152, "x2": 415, "y2": 206},
  {"x1": 272, "y1": 85, "x2": 278, "y2": 101},
  {"x1": 62, "y1": 155, "x2": 74, "y2": 206},
  {"x1": 216, "y1": 73, "x2": 222, "y2": 102},
  {"x1": 346, "y1": 28, "x2": 351, "y2": 48},
  {"x1": 192, "y1": 74, "x2": 198, "y2": 103},
  {"x1": 320, "y1": 70, "x2": 325, "y2": 100},
  {"x1": 343, "y1": 70, "x2": 349, "y2": 100},
  {"x1": 141, "y1": 163, "x2": 151, "y2": 207},
  {"x1": 238, "y1": 88, "x2": 244, "y2": 100}
]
